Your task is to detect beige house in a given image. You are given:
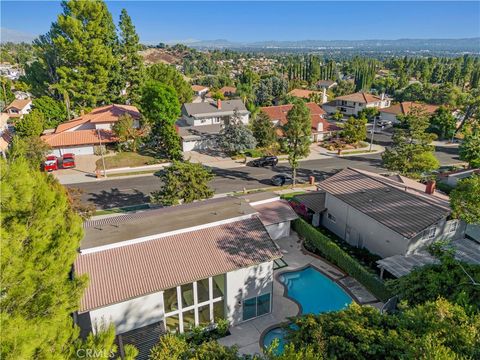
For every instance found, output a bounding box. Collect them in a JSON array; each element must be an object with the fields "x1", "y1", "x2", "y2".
[{"x1": 322, "y1": 92, "x2": 391, "y2": 116}]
